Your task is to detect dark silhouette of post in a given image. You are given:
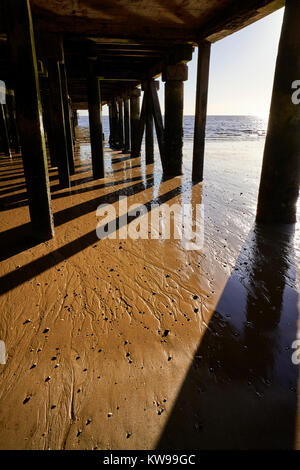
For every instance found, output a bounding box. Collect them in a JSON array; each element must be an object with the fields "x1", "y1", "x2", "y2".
[
  {"x1": 5, "y1": 0, "x2": 54, "y2": 240},
  {"x1": 0, "y1": 104, "x2": 11, "y2": 157},
  {"x1": 130, "y1": 88, "x2": 141, "y2": 158},
  {"x1": 123, "y1": 97, "x2": 130, "y2": 153},
  {"x1": 87, "y1": 59, "x2": 104, "y2": 179},
  {"x1": 60, "y1": 62, "x2": 75, "y2": 175},
  {"x1": 257, "y1": 0, "x2": 300, "y2": 224},
  {"x1": 144, "y1": 80, "x2": 154, "y2": 164},
  {"x1": 192, "y1": 41, "x2": 211, "y2": 182},
  {"x1": 117, "y1": 97, "x2": 124, "y2": 150},
  {"x1": 163, "y1": 63, "x2": 188, "y2": 176}
]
